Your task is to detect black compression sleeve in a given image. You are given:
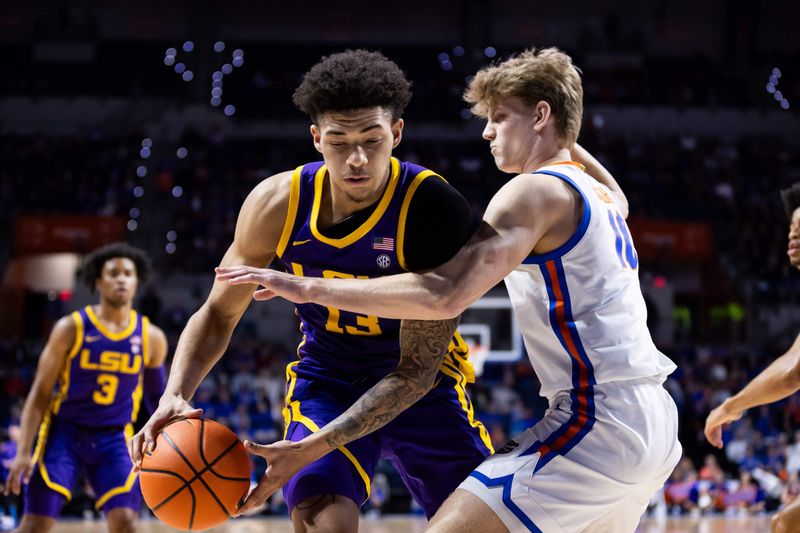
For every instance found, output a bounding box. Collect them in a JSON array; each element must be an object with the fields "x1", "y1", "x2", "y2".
[{"x1": 402, "y1": 176, "x2": 475, "y2": 271}]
